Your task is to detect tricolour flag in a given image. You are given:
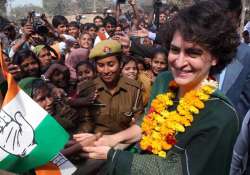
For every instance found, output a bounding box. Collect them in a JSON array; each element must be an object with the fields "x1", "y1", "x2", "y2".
[
  {"x1": 35, "y1": 153, "x2": 76, "y2": 175},
  {"x1": 0, "y1": 46, "x2": 69, "y2": 173}
]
